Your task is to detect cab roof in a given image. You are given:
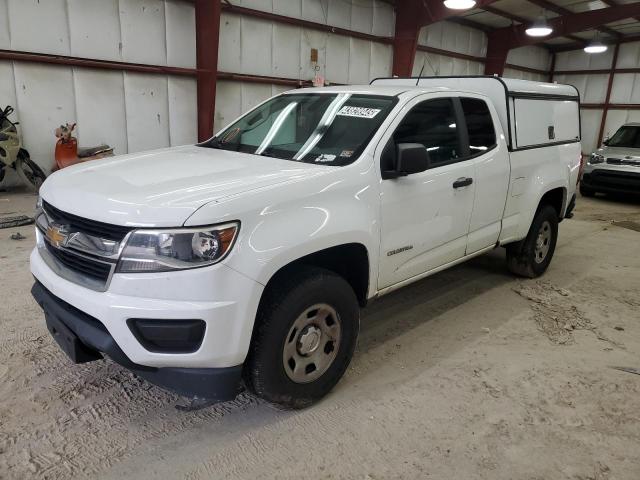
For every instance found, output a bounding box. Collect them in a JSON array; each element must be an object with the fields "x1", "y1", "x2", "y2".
[{"x1": 287, "y1": 85, "x2": 423, "y2": 97}]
